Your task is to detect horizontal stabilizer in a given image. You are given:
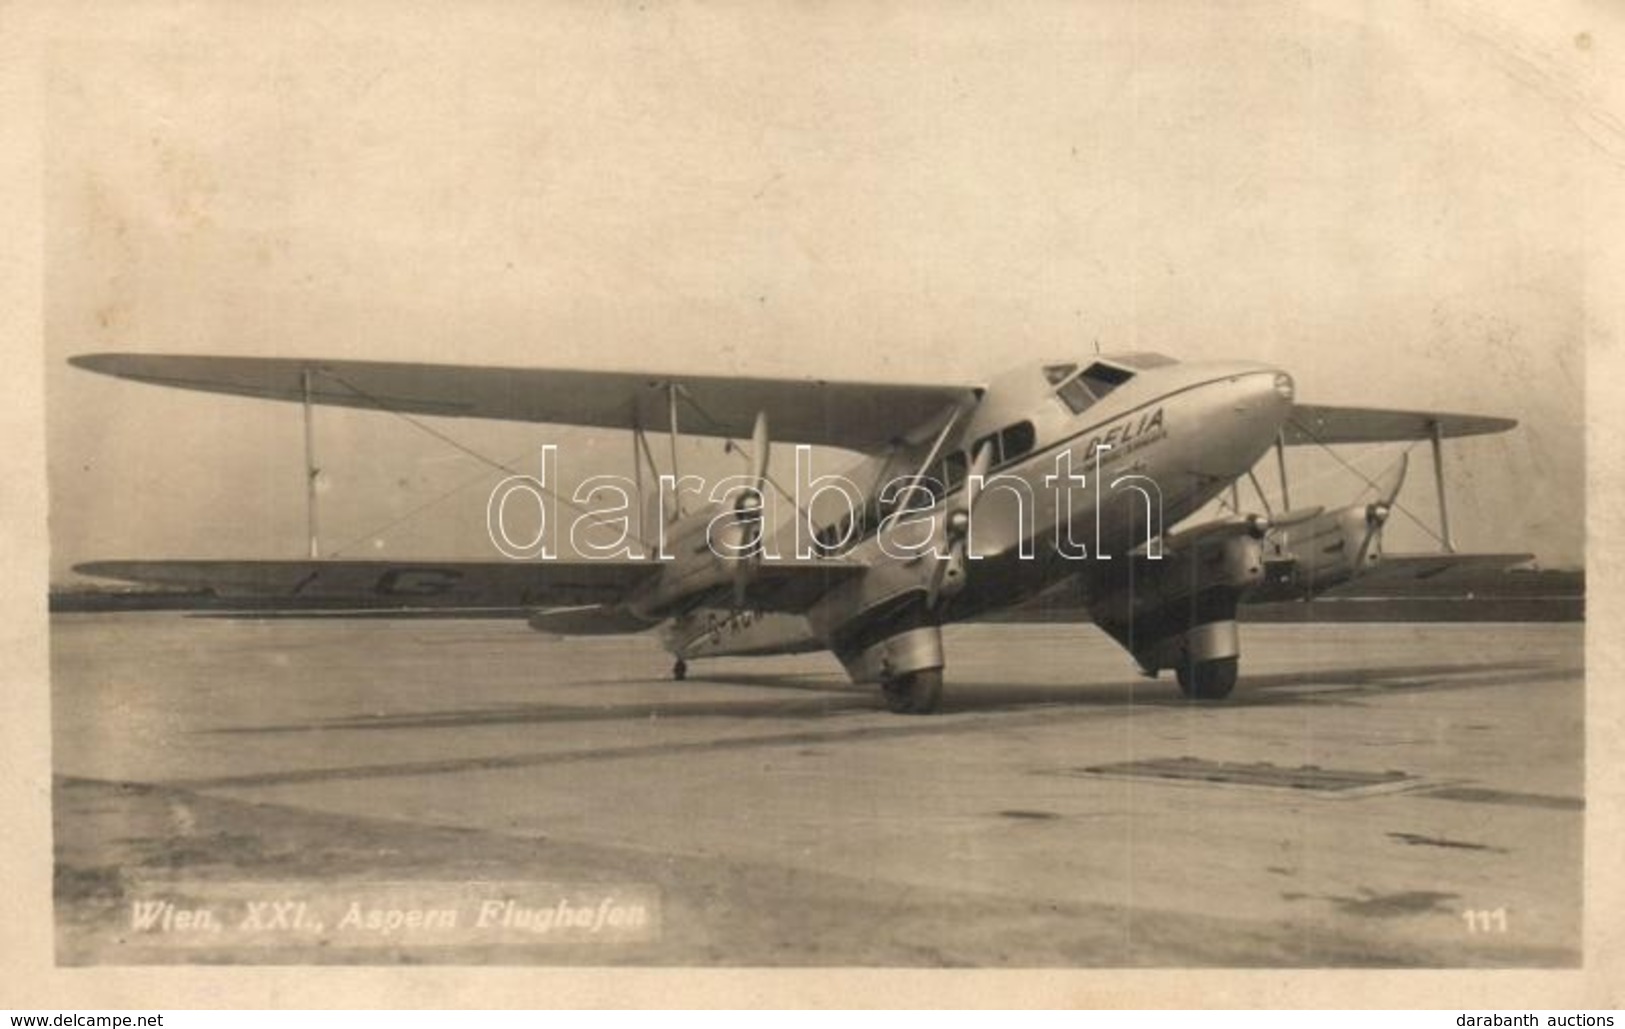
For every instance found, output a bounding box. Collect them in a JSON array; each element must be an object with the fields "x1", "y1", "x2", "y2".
[{"x1": 527, "y1": 605, "x2": 660, "y2": 636}]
